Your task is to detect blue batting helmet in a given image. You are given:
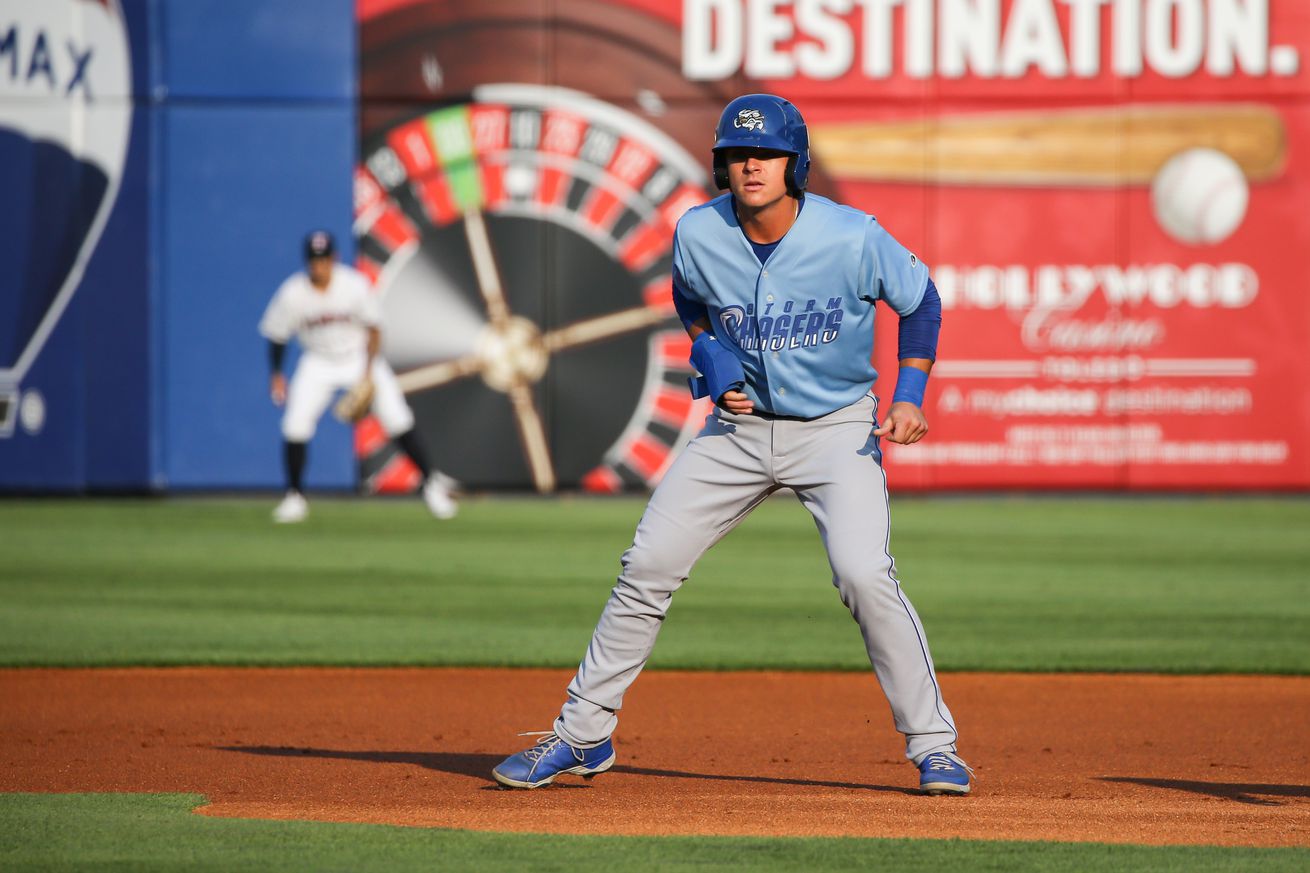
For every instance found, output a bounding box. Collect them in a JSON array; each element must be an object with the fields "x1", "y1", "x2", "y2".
[{"x1": 712, "y1": 94, "x2": 810, "y2": 194}]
